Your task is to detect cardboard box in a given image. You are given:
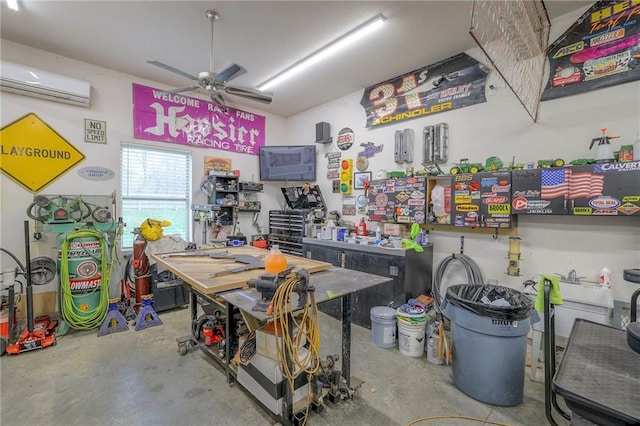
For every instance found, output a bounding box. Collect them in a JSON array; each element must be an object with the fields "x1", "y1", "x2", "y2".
[
  {"x1": 15, "y1": 291, "x2": 57, "y2": 319},
  {"x1": 256, "y1": 322, "x2": 306, "y2": 361},
  {"x1": 236, "y1": 349, "x2": 310, "y2": 416}
]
